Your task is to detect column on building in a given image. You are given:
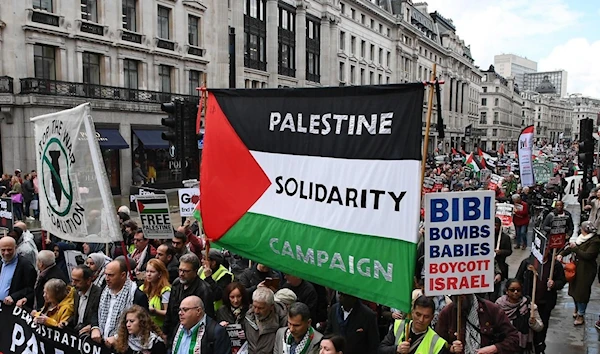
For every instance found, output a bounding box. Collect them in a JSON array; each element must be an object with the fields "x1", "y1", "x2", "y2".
[
  {"x1": 232, "y1": 0, "x2": 245, "y2": 88},
  {"x1": 295, "y1": 3, "x2": 307, "y2": 85},
  {"x1": 320, "y1": 16, "x2": 331, "y2": 85},
  {"x1": 266, "y1": 0, "x2": 278, "y2": 87}
]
